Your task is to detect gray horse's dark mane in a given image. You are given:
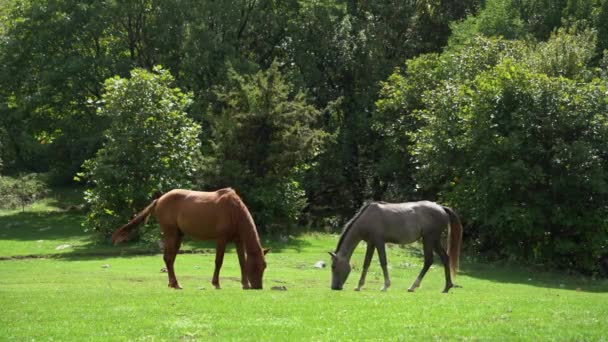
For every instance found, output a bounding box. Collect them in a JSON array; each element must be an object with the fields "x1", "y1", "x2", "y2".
[{"x1": 336, "y1": 202, "x2": 372, "y2": 252}]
